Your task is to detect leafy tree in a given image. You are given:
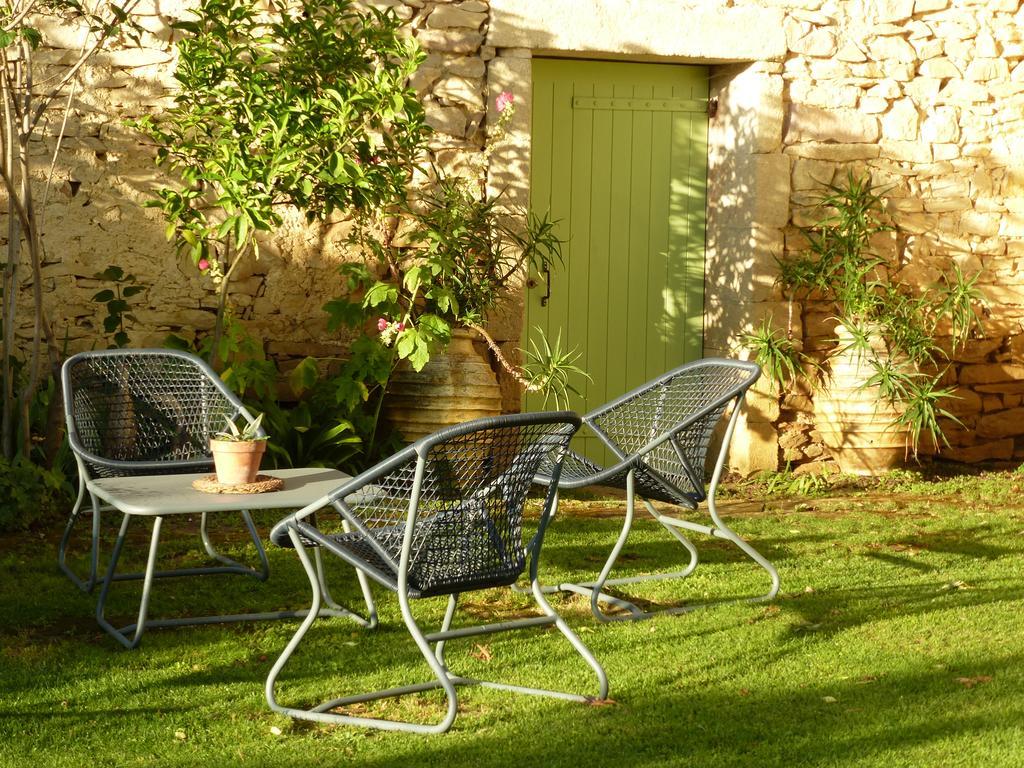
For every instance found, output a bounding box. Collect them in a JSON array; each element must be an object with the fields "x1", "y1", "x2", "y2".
[{"x1": 134, "y1": 0, "x2": 428, "y2": 369}]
